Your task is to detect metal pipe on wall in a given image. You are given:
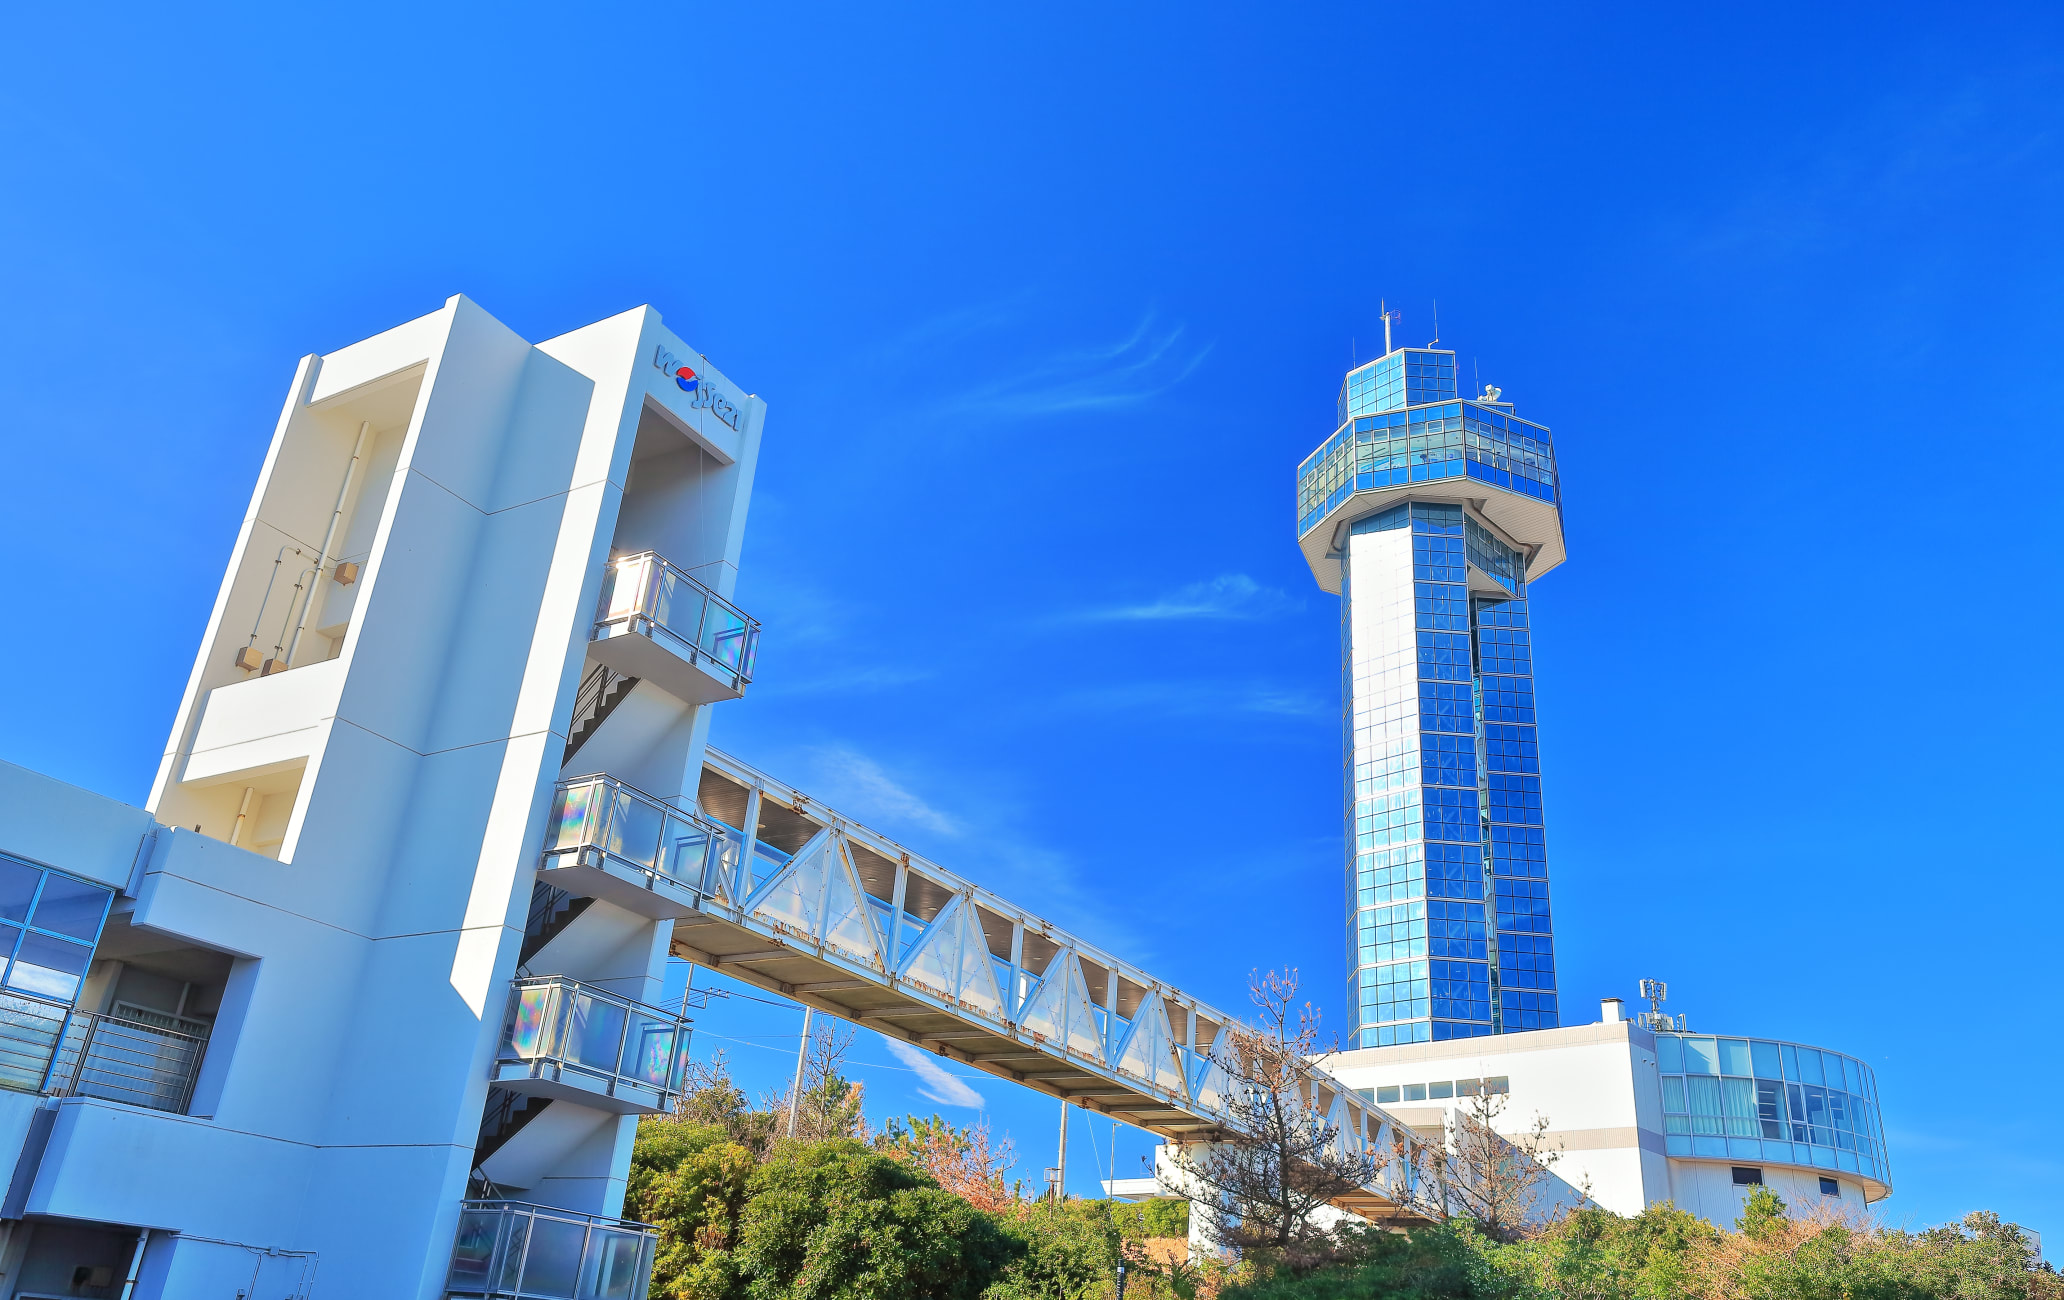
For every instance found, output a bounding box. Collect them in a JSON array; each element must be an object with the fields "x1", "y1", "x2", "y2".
[{"x1": 284, "y1": 419, "x2": 371, "y2": 667}]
